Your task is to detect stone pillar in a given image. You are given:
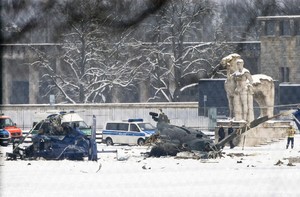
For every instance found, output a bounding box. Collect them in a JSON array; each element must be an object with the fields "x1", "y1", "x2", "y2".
[
  {"x1": 260, "y1": 21, "x2": 266, "y2": 37},
  {"x1": 275, "y1": 20, "x2": 280, "y2": 37},
  {"x1": 139, "y1": 79, "x2": 150, "y2": 102},
  {"x1": 29, "y1": 65, "x2": 39, "y2": 104},
  {"x1": 2, "y1": 59, "x2": 10, "y2": 104}
]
